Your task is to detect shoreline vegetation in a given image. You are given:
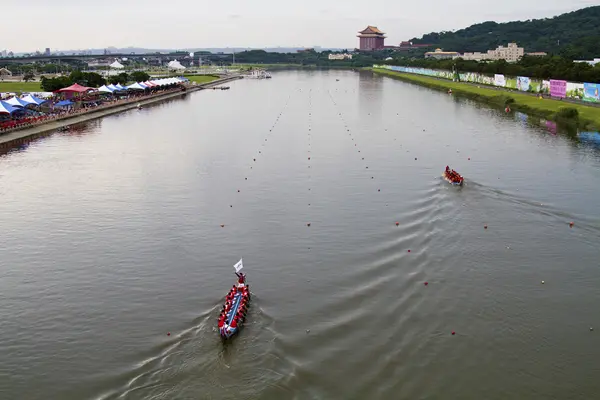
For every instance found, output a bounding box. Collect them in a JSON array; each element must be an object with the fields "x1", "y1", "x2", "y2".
[{"x1": 371, "y1": 68, "x2": 600, "y2": 130}]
